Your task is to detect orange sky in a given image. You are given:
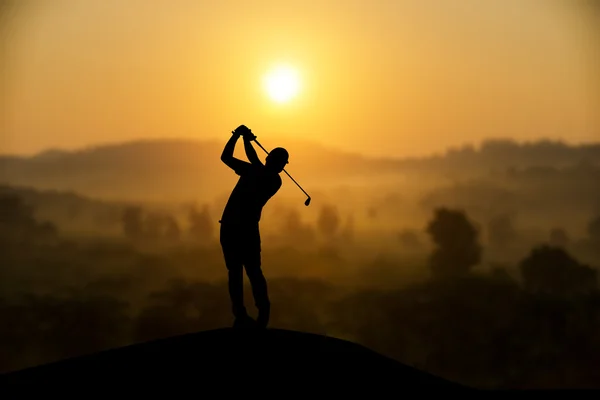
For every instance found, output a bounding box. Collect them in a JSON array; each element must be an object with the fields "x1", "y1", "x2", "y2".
[{"x1": 1, "y1": 0, "x2": 599, "y2": 157}]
